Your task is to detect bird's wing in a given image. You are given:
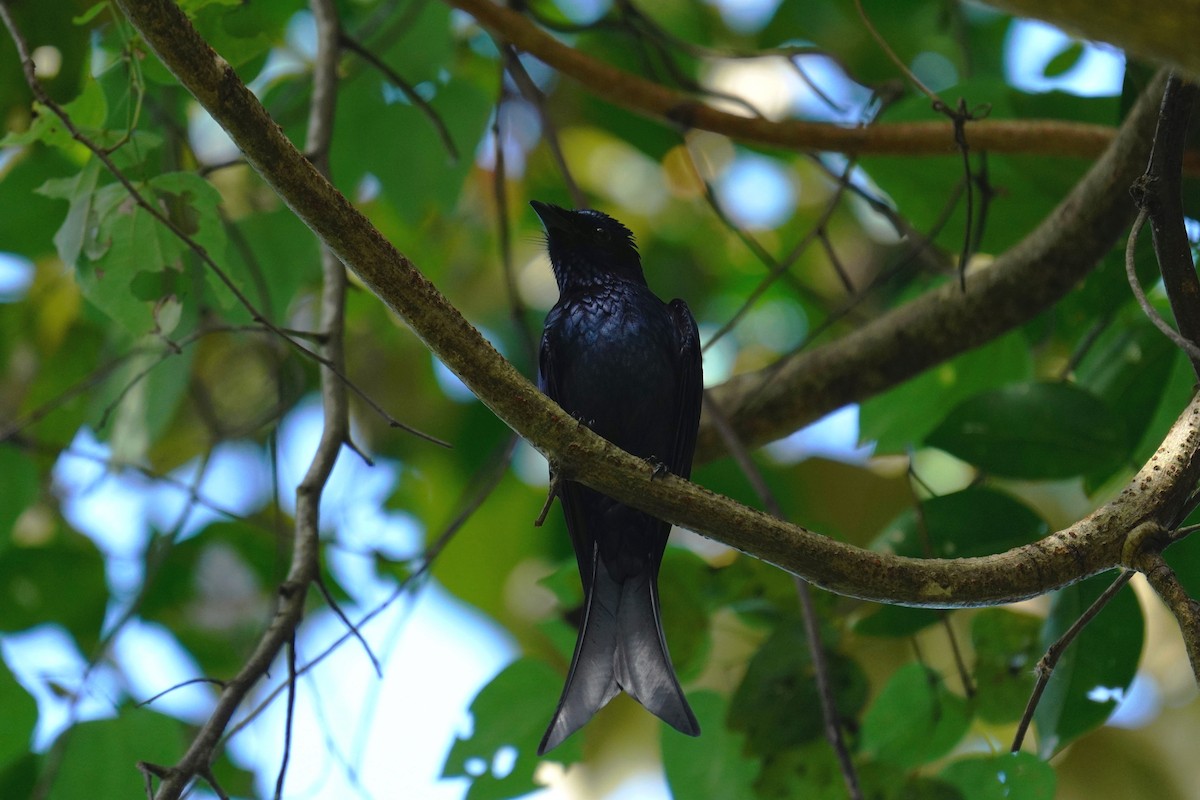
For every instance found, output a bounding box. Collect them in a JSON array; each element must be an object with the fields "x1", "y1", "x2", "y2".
[
  {"x1": 539, "y1": 305, "x2": 598, "y2": 587},
  {"x1": 667, "y1": 298, "x2": 703, "y2": 480}
]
